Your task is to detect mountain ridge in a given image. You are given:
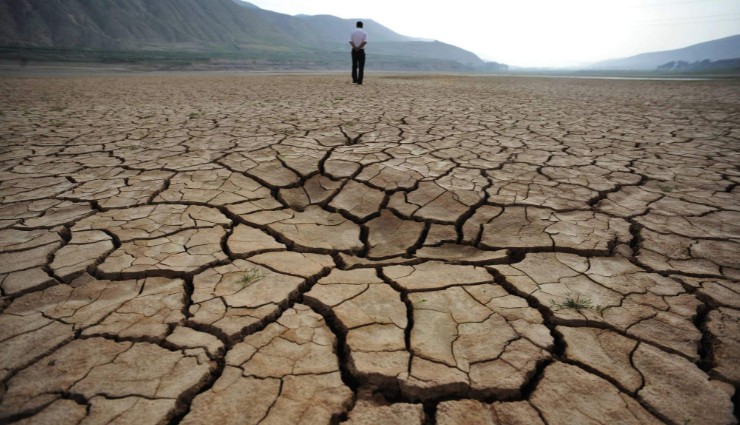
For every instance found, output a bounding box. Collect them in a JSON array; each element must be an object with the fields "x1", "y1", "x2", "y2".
[
  {"x1": 0, "y1": 0, "x2": 502, "y2": 71},
  {"x1": 591, "y1": 34, "x2": 740, "y2": 70}
]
